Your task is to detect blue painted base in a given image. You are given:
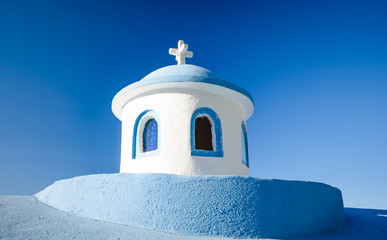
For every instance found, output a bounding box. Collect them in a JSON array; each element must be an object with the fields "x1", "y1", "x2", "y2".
[{"x1": 35, "y1": 173, "x2": 346, "y2": 239}]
